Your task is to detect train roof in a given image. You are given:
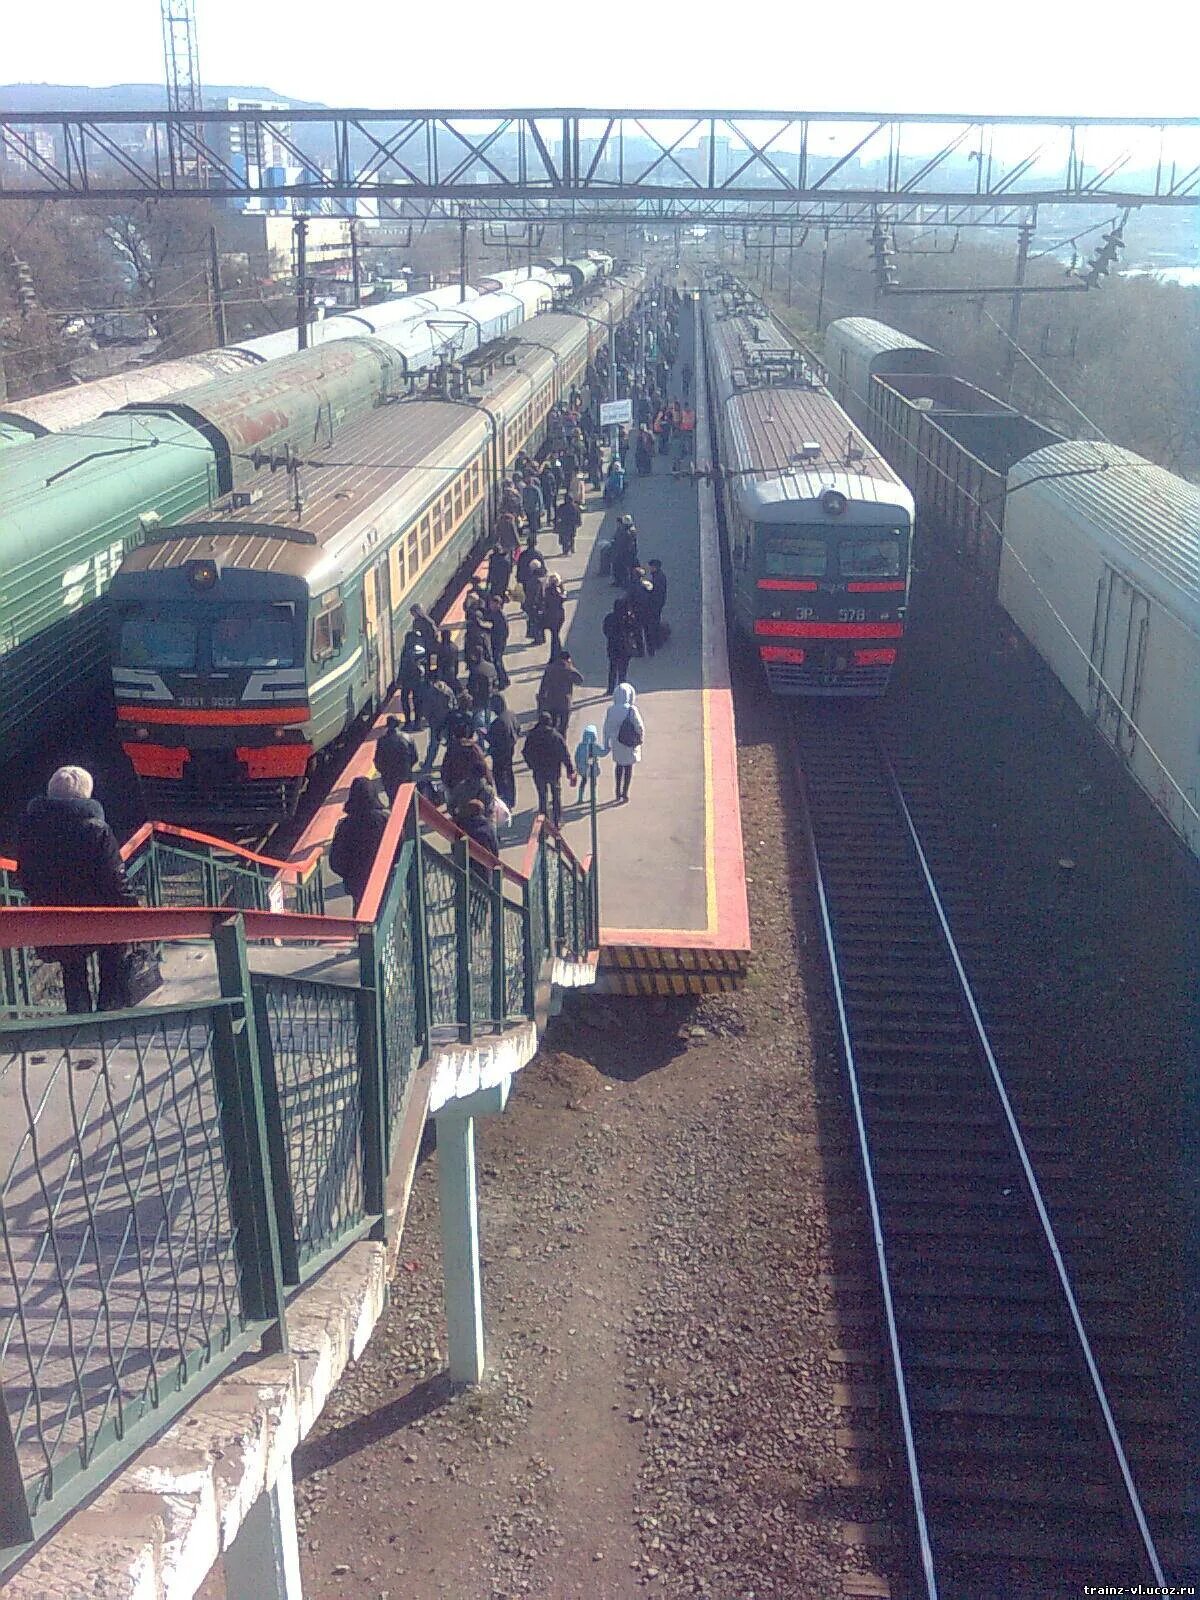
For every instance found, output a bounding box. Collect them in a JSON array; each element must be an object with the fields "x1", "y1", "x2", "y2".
[
  {"x1": 115, "y1": 302, "x2": 598, "y2": 587},
  {"x1": 0, "y1": 350, "x2": 254, "y2": 436},
  {"x1": 1007, "y1": 441, "x2": 1200, "y2": 626},
  {"x1": 825, "y1": 316, "x2": 940, "y2": 363},
  {"x1": 728, "y1": 387, "x2": 913, "y2": 517}
]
